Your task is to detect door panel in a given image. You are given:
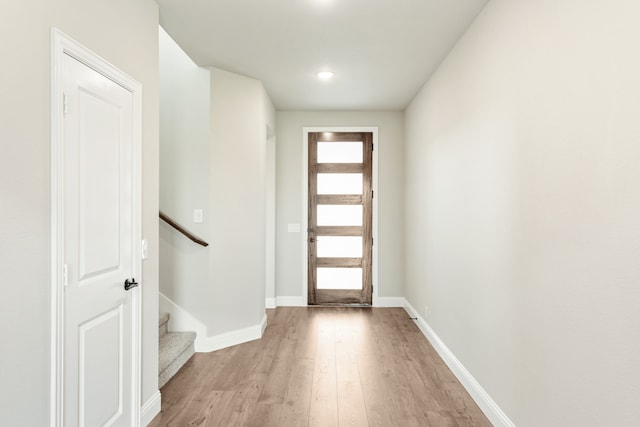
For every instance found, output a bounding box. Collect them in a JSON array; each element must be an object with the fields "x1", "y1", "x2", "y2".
[
  {"x1": 63, "y1": 52, "x2": 137, "y2": 427},
  {"x1": 78, "y1": 88, "x2": 122, "y2": 280},
  {"x1": 308, "y1": 132, "x2": 373, "y2": 305},
  {"x1": 78, "y1": 307, "x2": 123, "y2": 426}
]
